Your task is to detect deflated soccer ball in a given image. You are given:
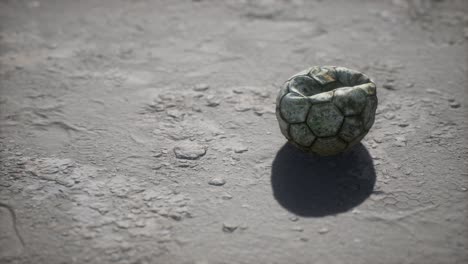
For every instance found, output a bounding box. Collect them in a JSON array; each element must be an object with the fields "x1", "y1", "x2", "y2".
[{"x1": 276, "y1": 66, "x2": 378, "y2": 156}]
